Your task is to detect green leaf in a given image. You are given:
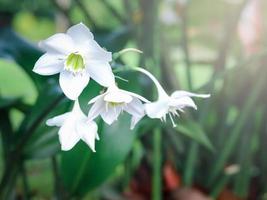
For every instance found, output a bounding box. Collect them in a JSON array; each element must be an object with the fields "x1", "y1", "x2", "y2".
[
  {"x1": 0, "y1": 27, "x2": 45, "y2": 89},
  {"x1": 0, "y1": 96, "x2": 21, "y2": 109},
  {"x1": 61, "y1": 114, "x2": 136, "y2": 196},
  {"x1": 94, "y1": 26, "x2": 132, "y2": 52},
  {"x1": 175, "y1": 120, "x2": 214, "y2": 151}
]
